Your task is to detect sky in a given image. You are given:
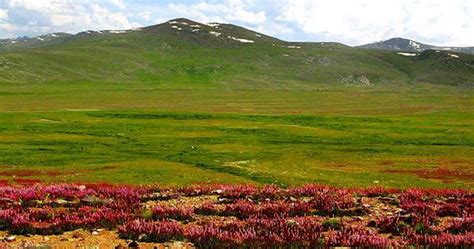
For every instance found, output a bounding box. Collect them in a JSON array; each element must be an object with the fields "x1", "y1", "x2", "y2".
[{"x1": 0, "y1": 0, "x2": 473, "y2": 46}]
